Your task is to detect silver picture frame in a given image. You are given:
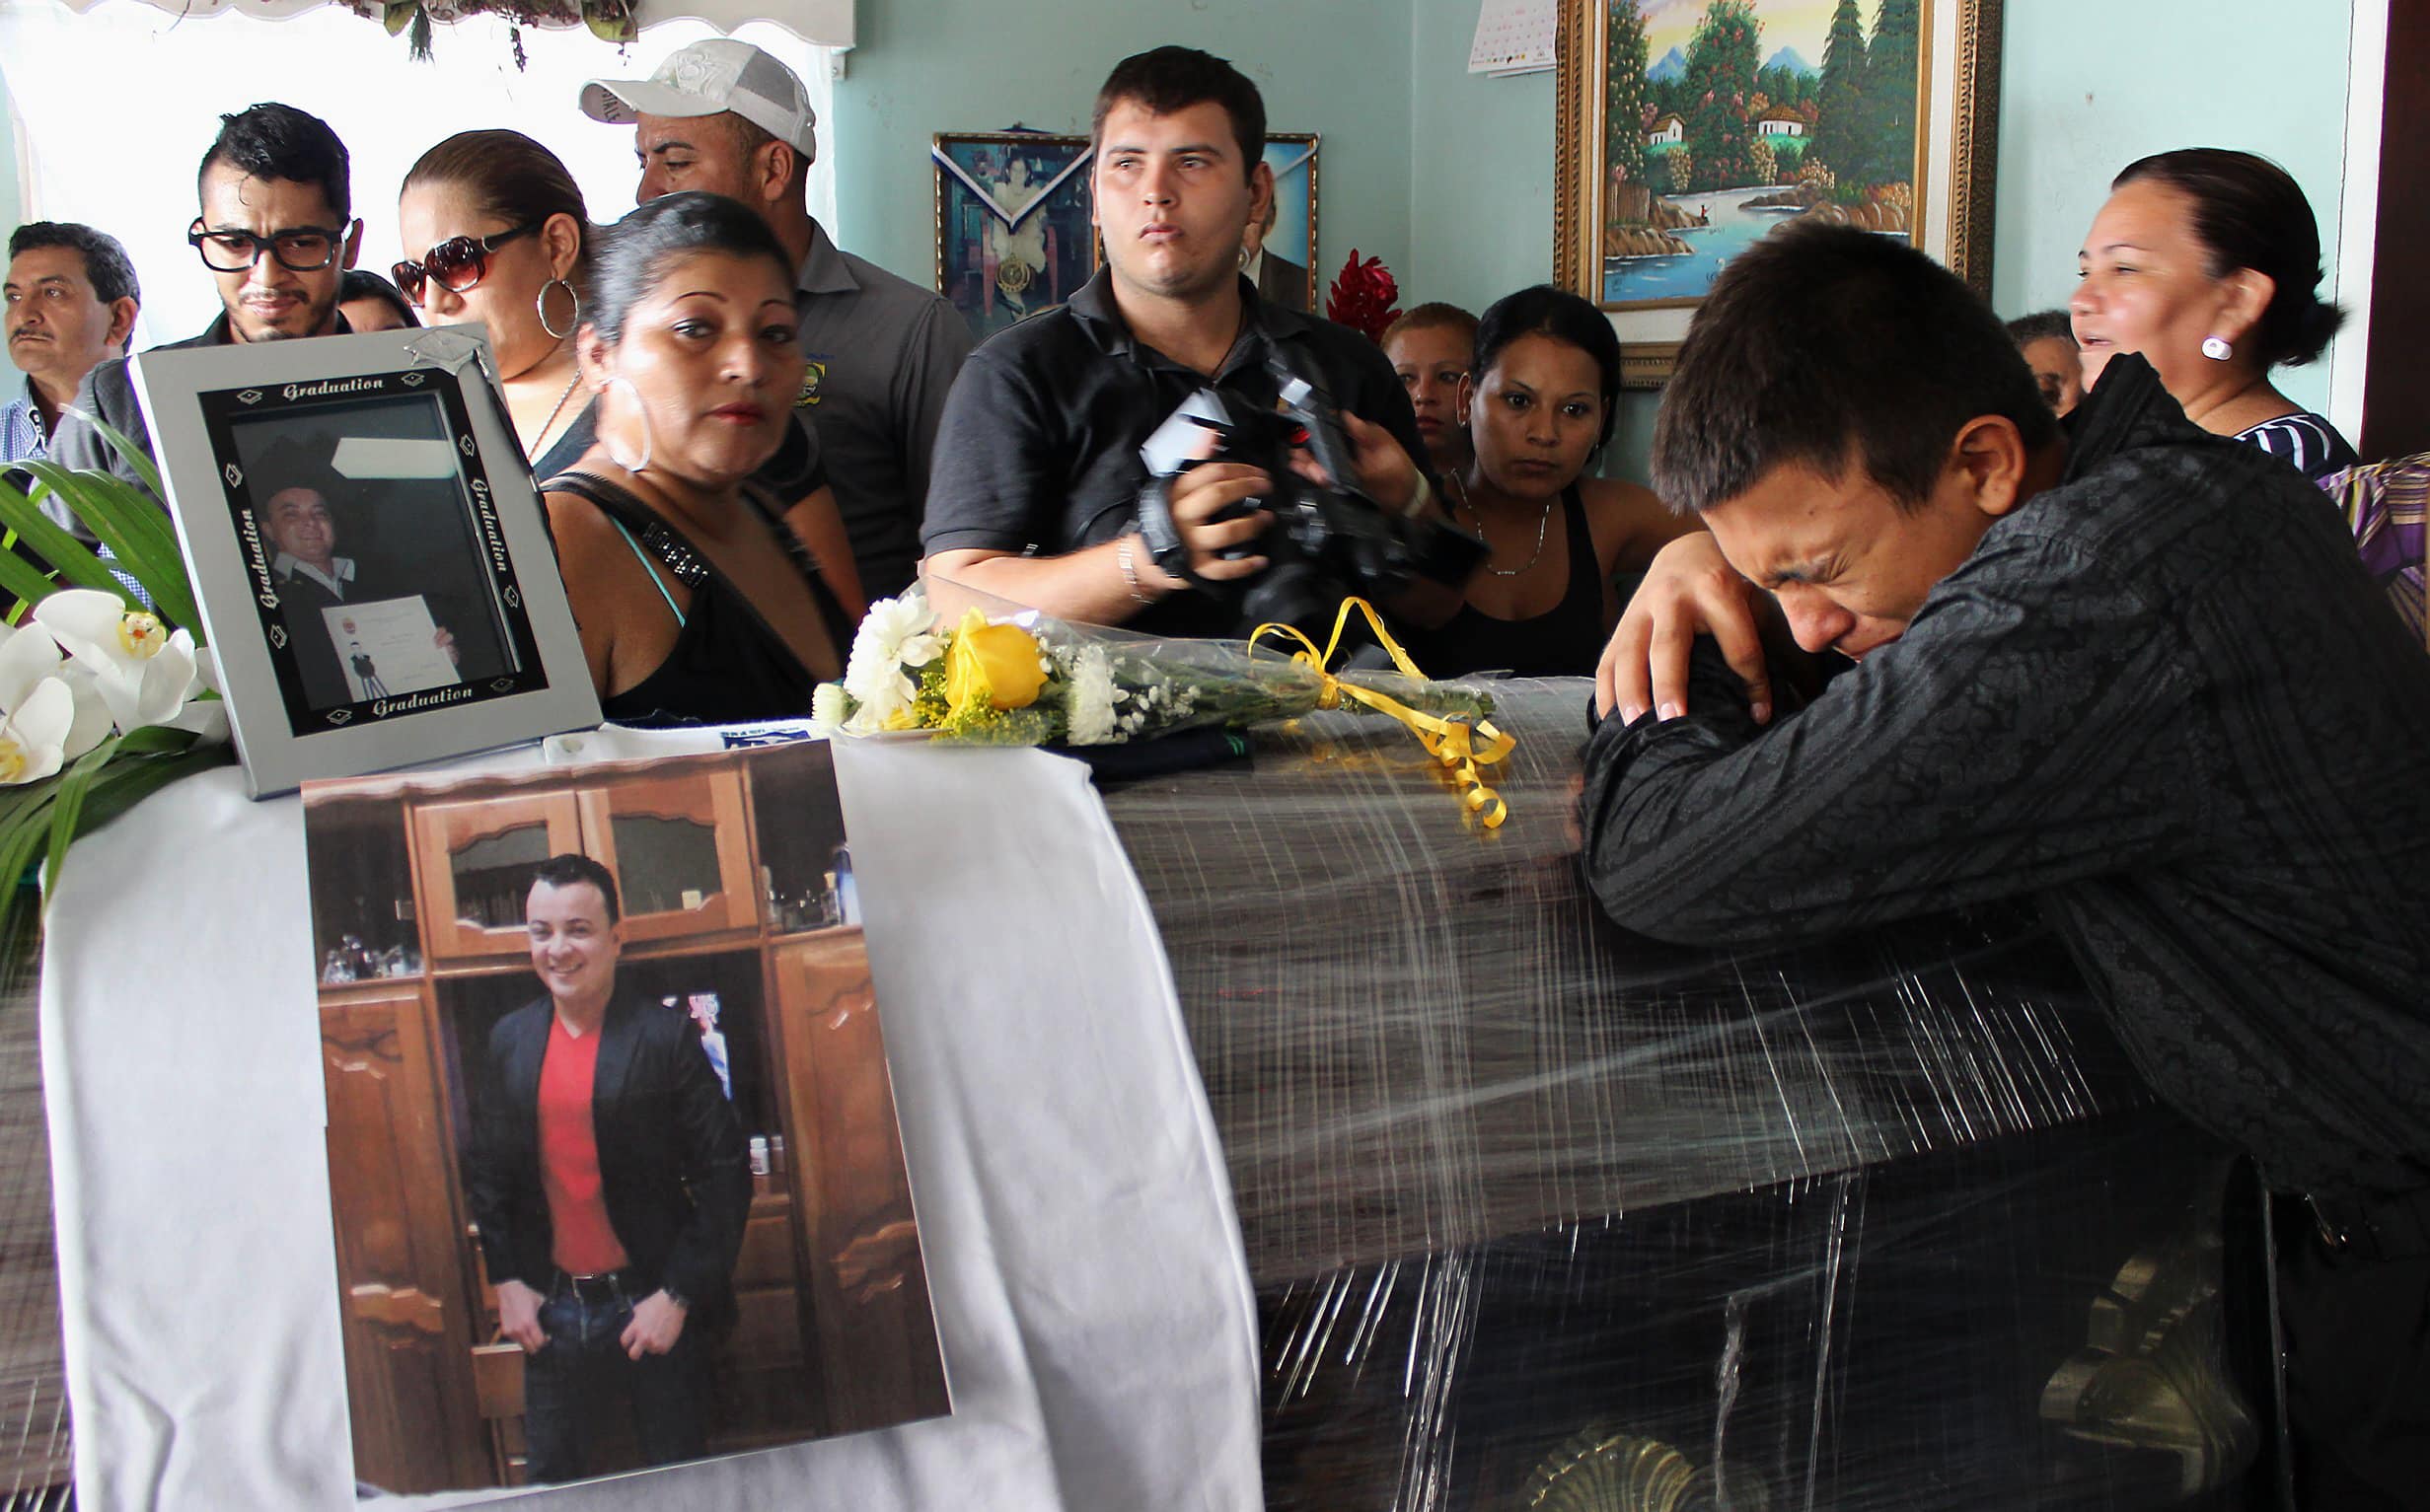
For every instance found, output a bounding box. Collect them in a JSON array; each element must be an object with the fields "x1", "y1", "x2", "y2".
[{"x1": 133, "y1": 325, "x2": 600, "y2": 797}]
